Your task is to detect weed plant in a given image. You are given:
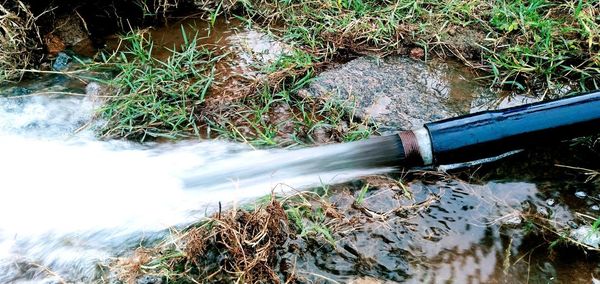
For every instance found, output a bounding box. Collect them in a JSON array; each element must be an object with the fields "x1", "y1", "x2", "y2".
[
  {"x1": 0, "y1": 1, "x2": 39, "y2": 83},
  {"x1": 95, "y1": 29, "x2": 221, "y2": 141}
]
